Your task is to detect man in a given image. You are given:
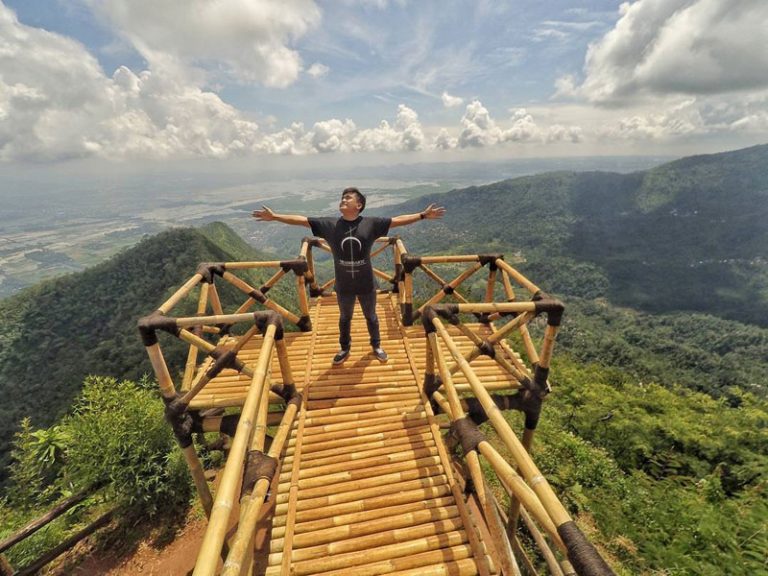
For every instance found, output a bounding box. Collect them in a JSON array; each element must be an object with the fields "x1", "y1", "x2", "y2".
[{"x1": 253, "y1": 187, "x2": 445, "y2": 365}]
